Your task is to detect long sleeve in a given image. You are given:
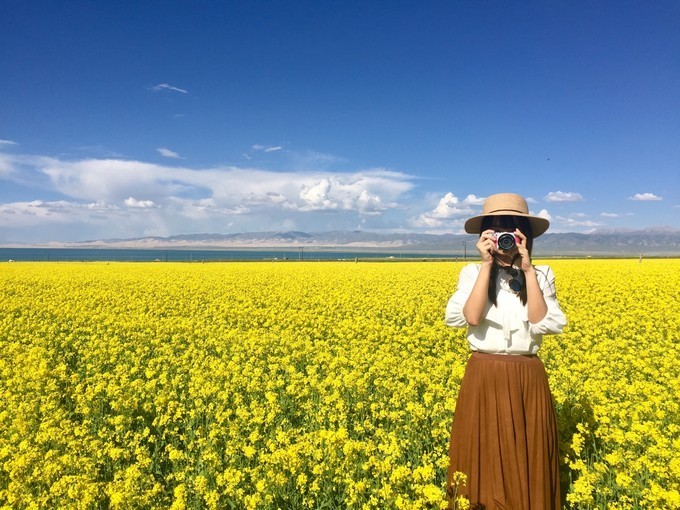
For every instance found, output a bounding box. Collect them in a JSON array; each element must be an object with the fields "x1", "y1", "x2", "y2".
[
  {"x1": 528, "y1": 266, "x2": 567, "y2": 335},
  {"x1": 445, "y1": 263, "x2": 566, "y2": 355},
  {"x1": 445, "y1": 264, "x2": 481, "y2": 328}
]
